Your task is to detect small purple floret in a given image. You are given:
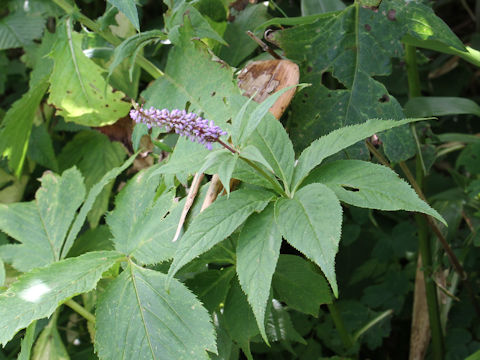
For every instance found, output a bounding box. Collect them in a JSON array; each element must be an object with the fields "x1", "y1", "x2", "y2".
[{"x1": 130, "y1": 104, "x2": 227, "y2": 150}]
